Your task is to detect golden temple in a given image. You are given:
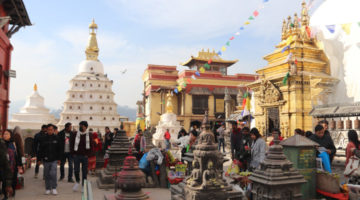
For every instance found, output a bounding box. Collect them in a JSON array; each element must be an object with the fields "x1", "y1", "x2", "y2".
[{"x1": 247, "y1": 1, "x2": 338, "y2": 138}]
